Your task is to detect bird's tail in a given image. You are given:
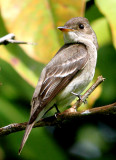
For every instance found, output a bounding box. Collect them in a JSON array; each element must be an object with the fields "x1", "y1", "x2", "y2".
[
  {"x1": 18, "y1": 121, "x2": 35, "y2": 155},
  {"x1": 18, "y1": 108, "x2": 46, "y2": 155}
]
